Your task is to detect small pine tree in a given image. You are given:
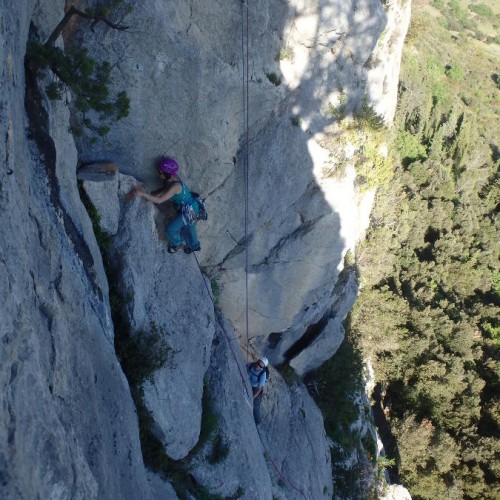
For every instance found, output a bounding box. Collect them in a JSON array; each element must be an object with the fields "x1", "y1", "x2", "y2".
[
  {"x1": 27, "y1": 4, "x2": 131, "y2": 137},
  {"x1": 354, "y1": 98, "x2": 385, "y2": 131}
]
